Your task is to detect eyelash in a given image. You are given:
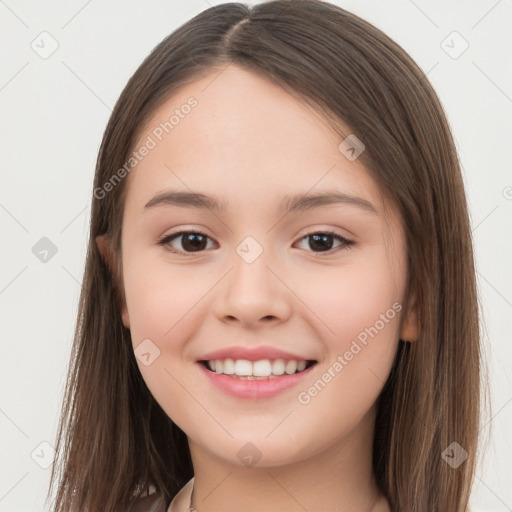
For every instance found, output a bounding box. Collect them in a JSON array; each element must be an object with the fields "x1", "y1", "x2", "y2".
[{"x1": 157, "y1": 230, "x2": 354, "y2": 257}]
